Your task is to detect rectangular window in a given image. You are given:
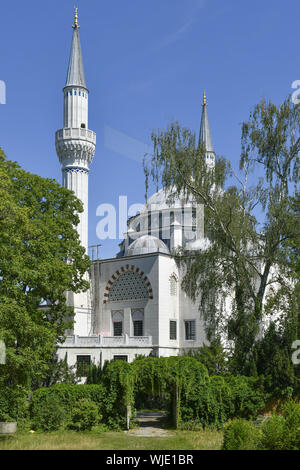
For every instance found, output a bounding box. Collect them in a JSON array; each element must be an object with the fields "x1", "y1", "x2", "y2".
[
  {"x1": 170, "y1": 320, "x2": 177, "y2": 340},
  {"x1": 114, "y1": 321, "x2": 123, "y2": 336},
  {"x1": 113, "y1": 355, "x2": 128, "y2": 362},
  {"x1": 185, "y1": 320, "x2": 196, "y2": 340},
  {"x1": 76, "y1": 355, "x2": 91, "y2": 377},
  {"x1": 148, "y1": 213, "x2": 152, "y2": 234},
  {"x1": 133, "y1": 320, "x2": 143, "y2": 337}
]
